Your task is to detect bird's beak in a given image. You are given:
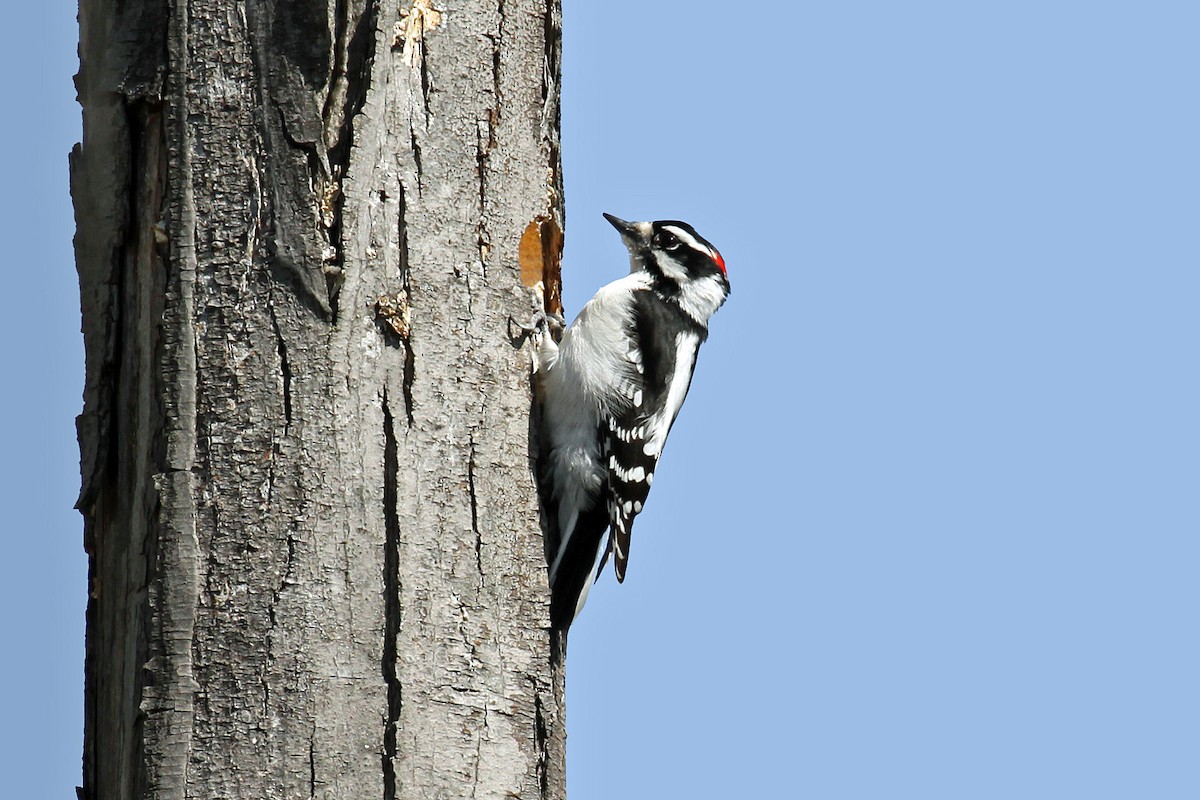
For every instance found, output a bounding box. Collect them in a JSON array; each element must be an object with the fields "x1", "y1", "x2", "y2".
[{"x1": 602, "y1": 213, "x2": 639, "y2": 239}]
